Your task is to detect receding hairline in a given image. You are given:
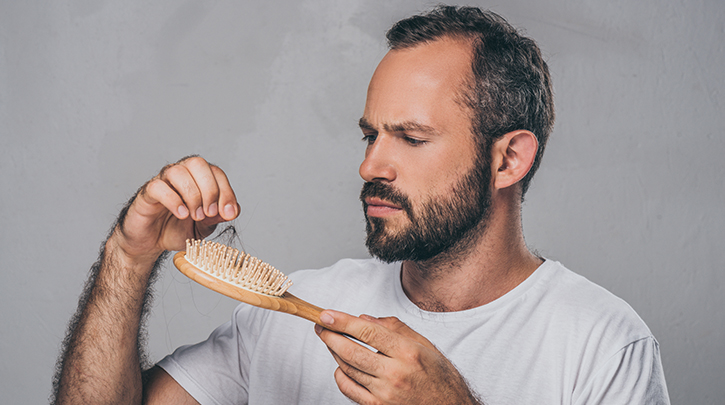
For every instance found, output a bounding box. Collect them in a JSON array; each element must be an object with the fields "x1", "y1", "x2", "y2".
[
  {"x1": 388, "y1": 31, "x2": 478, "y2": 50},
  {"x1": 361, "y1": 36, "x2": 479, "y2": 141},
  {"x1": 391, "y1": 36, "x2": 480, "y2": 135}
]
